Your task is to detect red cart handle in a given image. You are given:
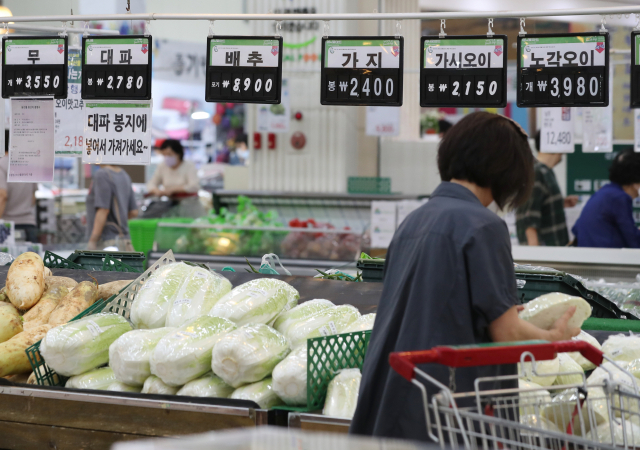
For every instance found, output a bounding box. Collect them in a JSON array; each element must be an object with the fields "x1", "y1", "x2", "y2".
[{"x1": 389, "y1": 340, "x2": 603, "y2": 382}]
